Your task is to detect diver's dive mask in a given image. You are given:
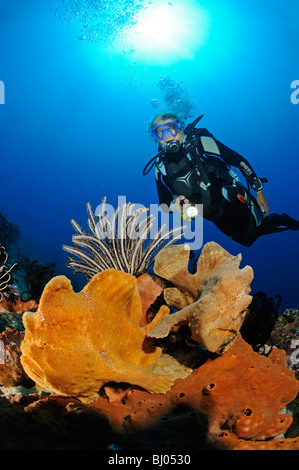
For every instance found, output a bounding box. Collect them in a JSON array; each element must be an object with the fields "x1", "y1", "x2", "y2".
[{"x1": 151, "y1": 121, "x2": 180, "y2": 141}]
